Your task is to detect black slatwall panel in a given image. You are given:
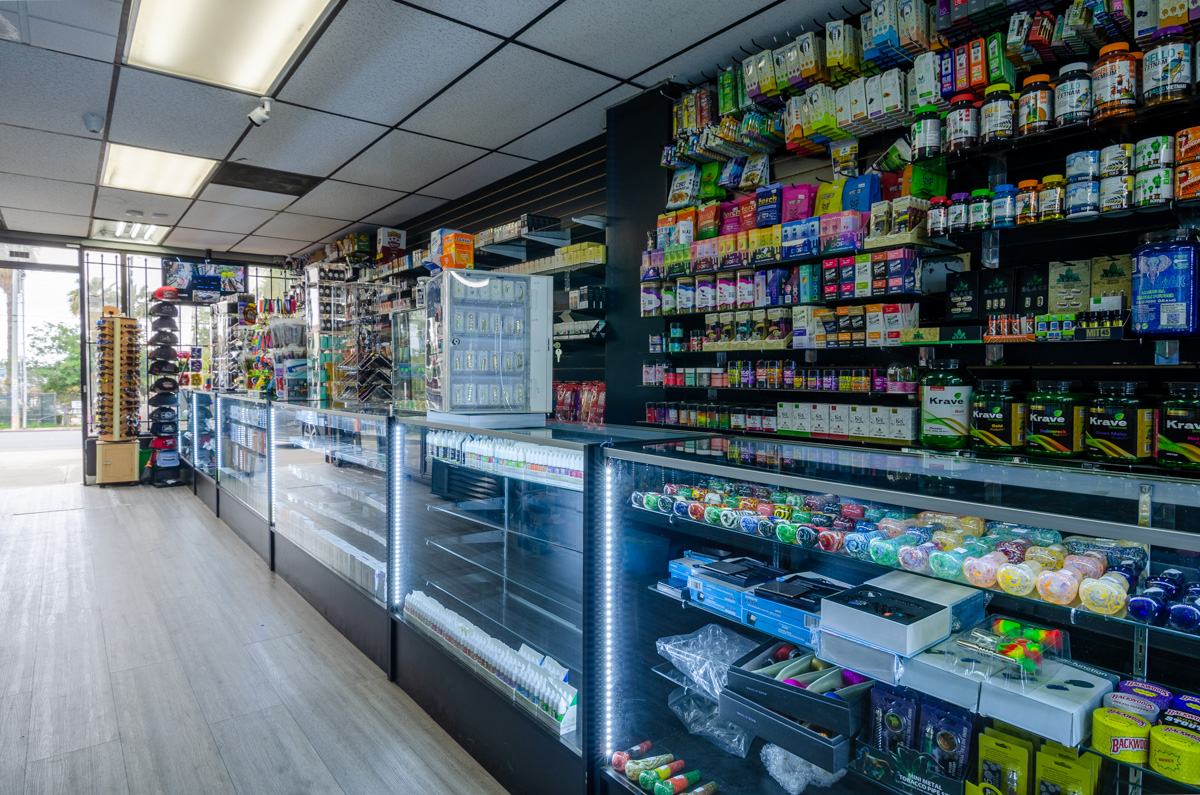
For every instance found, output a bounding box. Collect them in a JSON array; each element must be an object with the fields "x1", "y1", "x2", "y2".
[
  {"x1": 399, "y1": 136, "x2": 610, "y2": 394},
  {"x1": 400, "y1": 139, "x2": 606, "y2": 248}
]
